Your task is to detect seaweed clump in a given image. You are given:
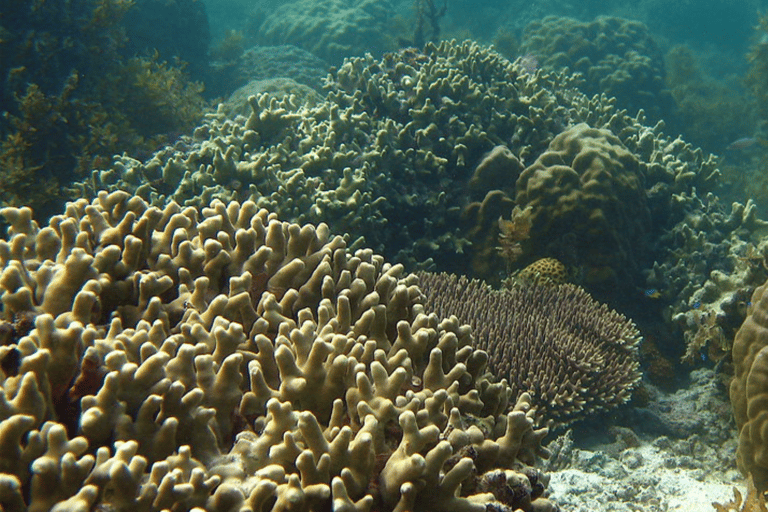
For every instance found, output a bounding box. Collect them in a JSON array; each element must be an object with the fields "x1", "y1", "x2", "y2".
[
  {"x1": 664, "y1": 44, "x2": 756, "y2": 154},
  {"x1": 0, "y1": 0, "x2": 207, "y2": 222},
  {"x1": 713, "y1": 479, "x2": 768, "y2": 512}
]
